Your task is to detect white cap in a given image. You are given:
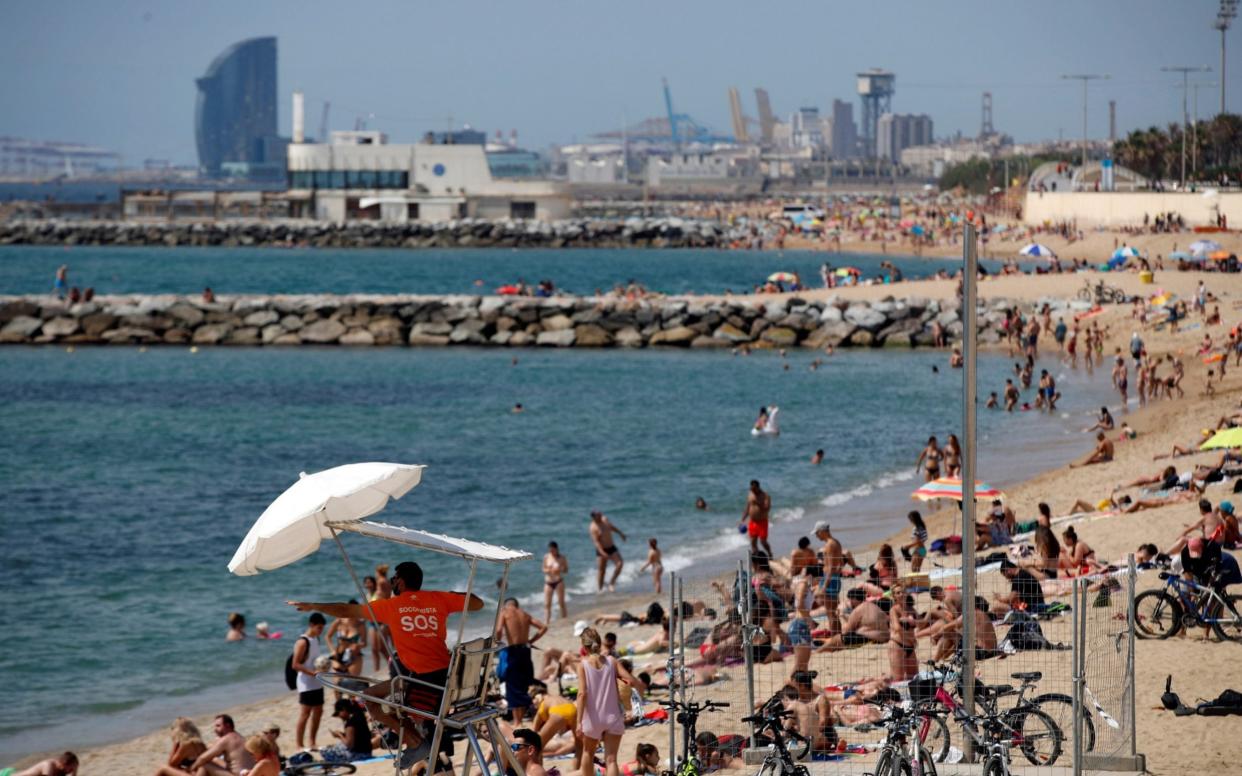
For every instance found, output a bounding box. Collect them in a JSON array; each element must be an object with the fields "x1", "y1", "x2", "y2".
[
  {"x1": 814, "y1": 520, "x2": 830, "y2": 534},
  {"x1": 573, "y1": 620, "x2": 590, "y2": 637}
]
